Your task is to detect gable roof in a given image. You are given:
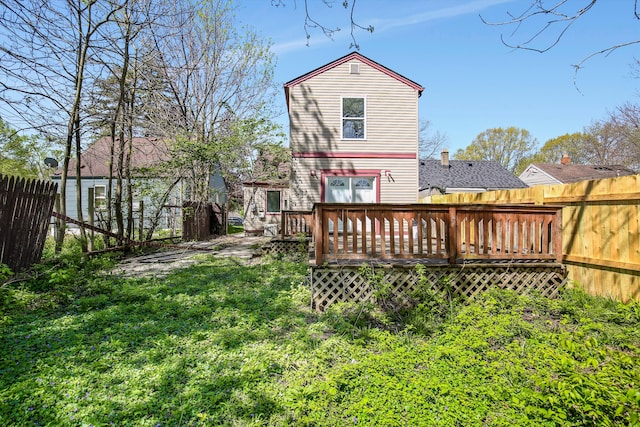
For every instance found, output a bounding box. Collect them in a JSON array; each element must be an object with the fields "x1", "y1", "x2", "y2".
[
  {"x1": 419, "y1": 159, "x2": 527, "y2": 193},
  {"x1": 526, "y1": 163, "x2": 636, "y2": 184},
  {"x1": 283, "y1": 52, "x2": 424, "y2": 109},
  {"x1": 53, "y1": 136, "x2": 170, "y2": 178}
]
